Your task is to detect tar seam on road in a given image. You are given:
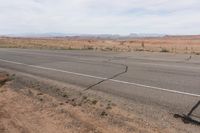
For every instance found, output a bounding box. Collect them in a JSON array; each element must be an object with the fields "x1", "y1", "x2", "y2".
[
  {"x1": 0, "y1": 58, "x2": 200, "y2": 97},
  {"x1": 84, "y1": 62, "x2": 128, "y2": 91}
]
